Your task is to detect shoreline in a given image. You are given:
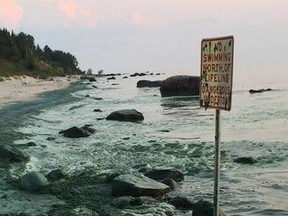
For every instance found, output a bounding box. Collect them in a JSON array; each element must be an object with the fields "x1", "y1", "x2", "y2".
[{"x1": 0, "y1": 75, "x2": 79, "y2": 106}]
